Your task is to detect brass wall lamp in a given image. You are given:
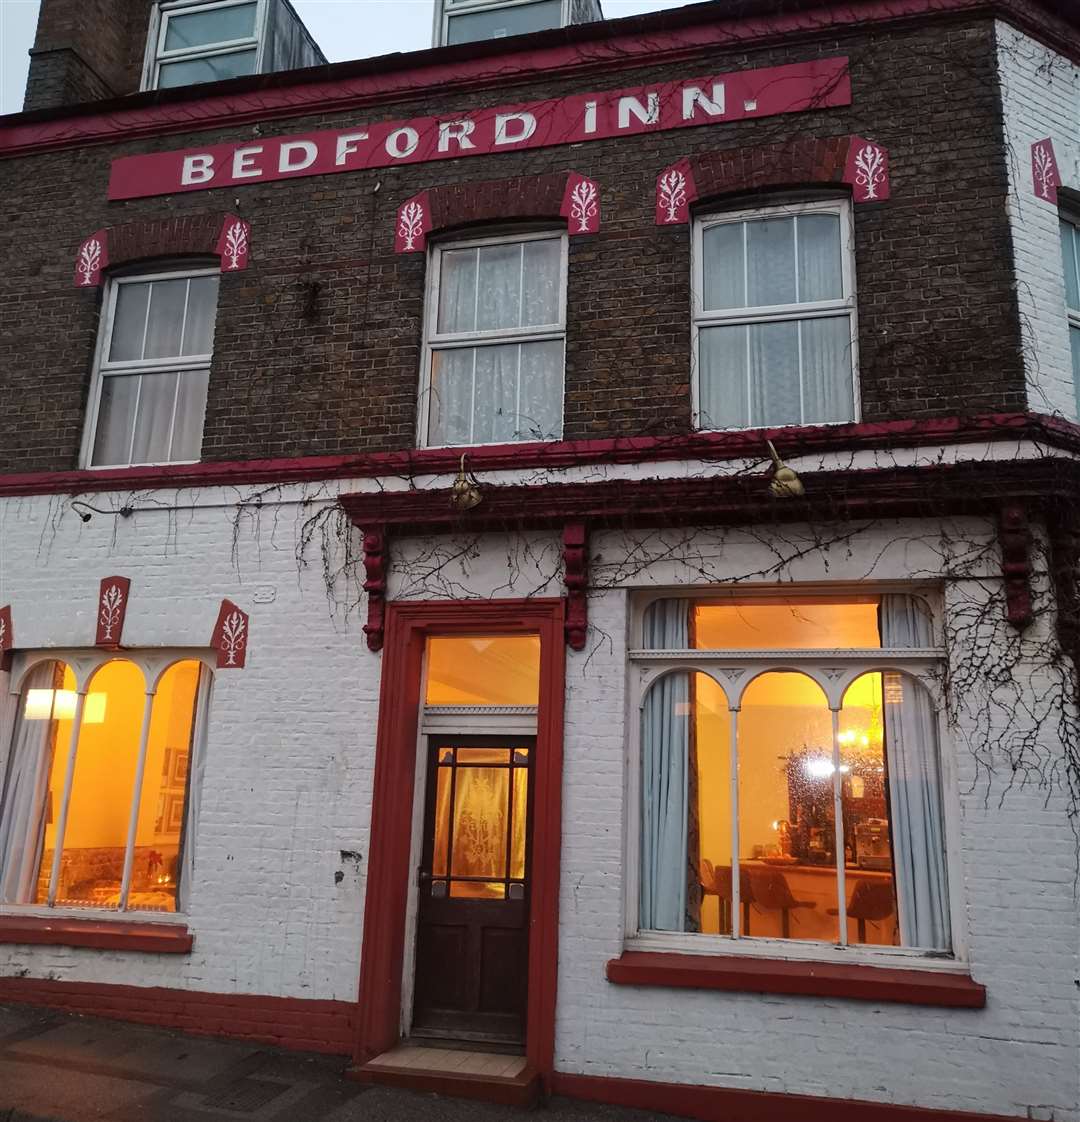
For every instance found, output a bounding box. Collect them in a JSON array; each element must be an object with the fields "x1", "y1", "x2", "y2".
[
  {"x1": 766, "y1": 440, "x2": 805, "y2": 499},
  {"x1": 449, "y1": 454, "x2": 483, "y2": 511}
]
